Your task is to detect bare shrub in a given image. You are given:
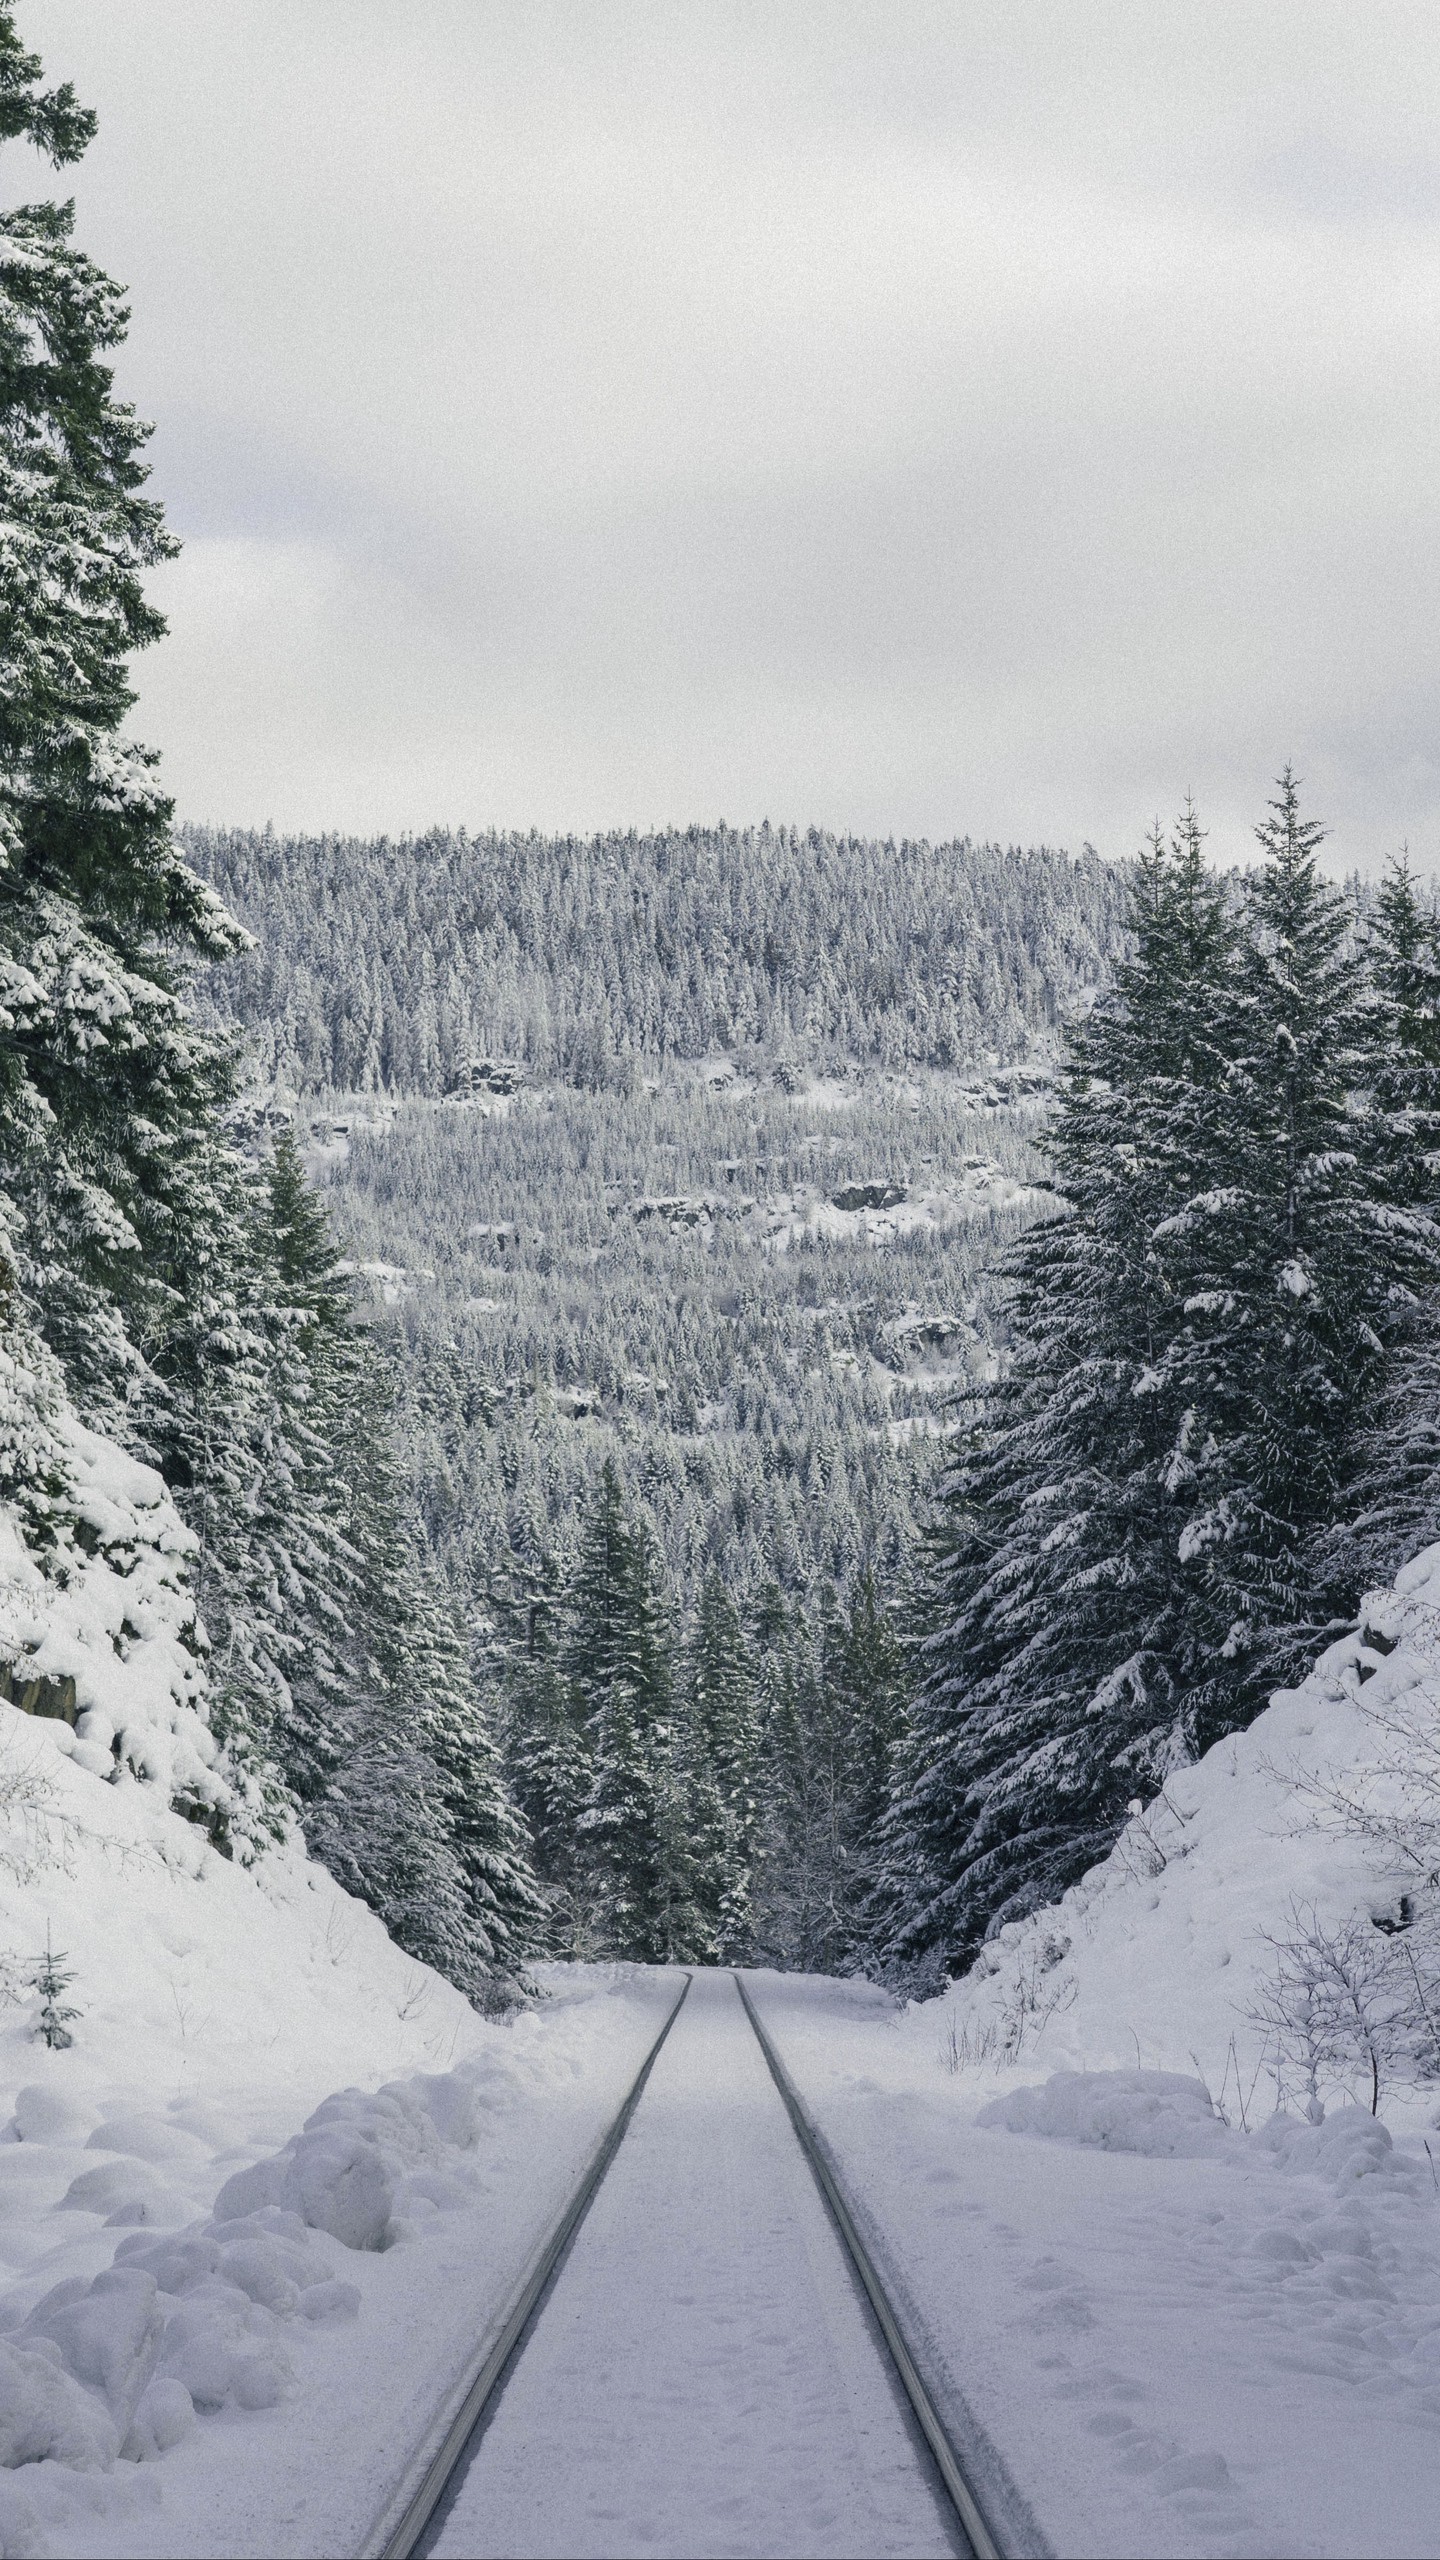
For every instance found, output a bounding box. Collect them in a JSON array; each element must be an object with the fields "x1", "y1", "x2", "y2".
[
  {"x1": 1248, "y1": 1900, "x2": 1420, "y2": 2117},
  {"x1": 0, "y1": 1727, "x2": 57, "y2": 1883}
]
